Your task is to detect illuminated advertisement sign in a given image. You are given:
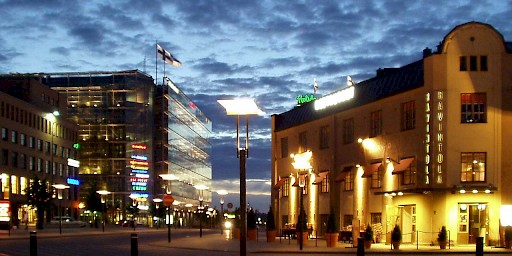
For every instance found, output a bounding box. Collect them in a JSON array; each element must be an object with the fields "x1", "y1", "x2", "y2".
[
  {"x1": 296, "y1": 94, "x2": 316, "y2": 105},
  {"x1": 67, "y1": 158, "x2": 80, "y2": 168},
  {"x1": 0, "y1": 200, "x2": 10, "y2": 222},
  {"x1": 314, "y1": 86, "x2": 354, "y2": 111},
  {"x1": 132, "y1": 144, "x2": 147, "y2": 150},
  {"x1": 131, "y1": 155, "x2": 148, "y2": 161},
  {"x1": 130, "y1": 193, "x2": 149, "y2": 198},
  {"x1": 67, "y1": 178, "x2": 80, "y2": 186}
]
